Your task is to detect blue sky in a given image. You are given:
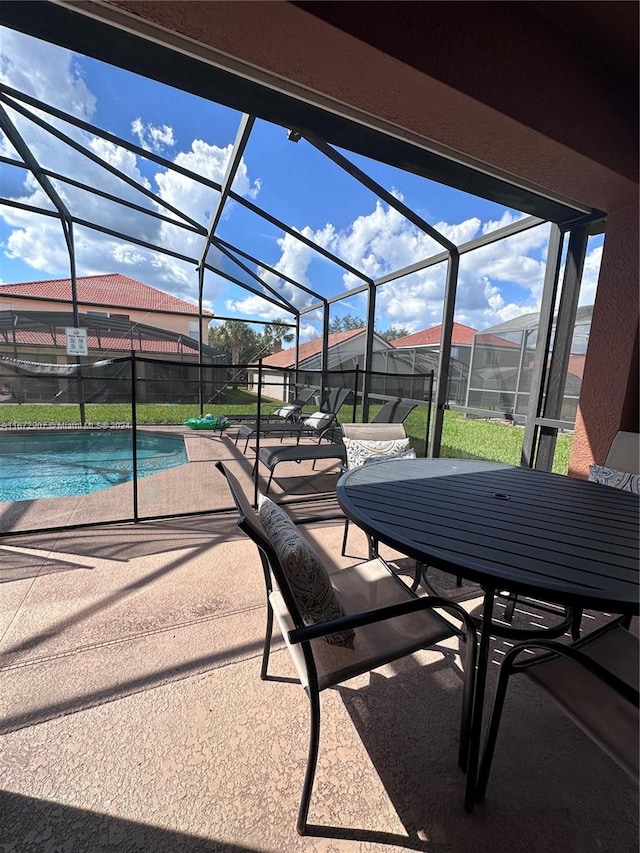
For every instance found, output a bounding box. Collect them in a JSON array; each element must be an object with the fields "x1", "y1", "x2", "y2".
[{"x1": 0, "y1": 26, "x2": 603, "y2": 341}]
